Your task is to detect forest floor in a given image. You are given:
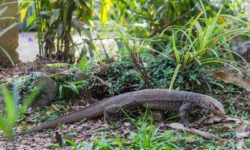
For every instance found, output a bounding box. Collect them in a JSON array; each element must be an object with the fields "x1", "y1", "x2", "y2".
[{"x1": 0, "y1": 60, "x2": 250, "y2": 149}]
